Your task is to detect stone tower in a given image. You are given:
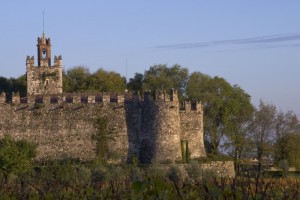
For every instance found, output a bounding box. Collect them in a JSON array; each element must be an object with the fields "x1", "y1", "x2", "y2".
[
  {"x1": 26, "y1": 33, "x2": 63, "y2": 96},
  {"x1": 139, "y1": 90, "x2": 182, "y2": 163}
]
